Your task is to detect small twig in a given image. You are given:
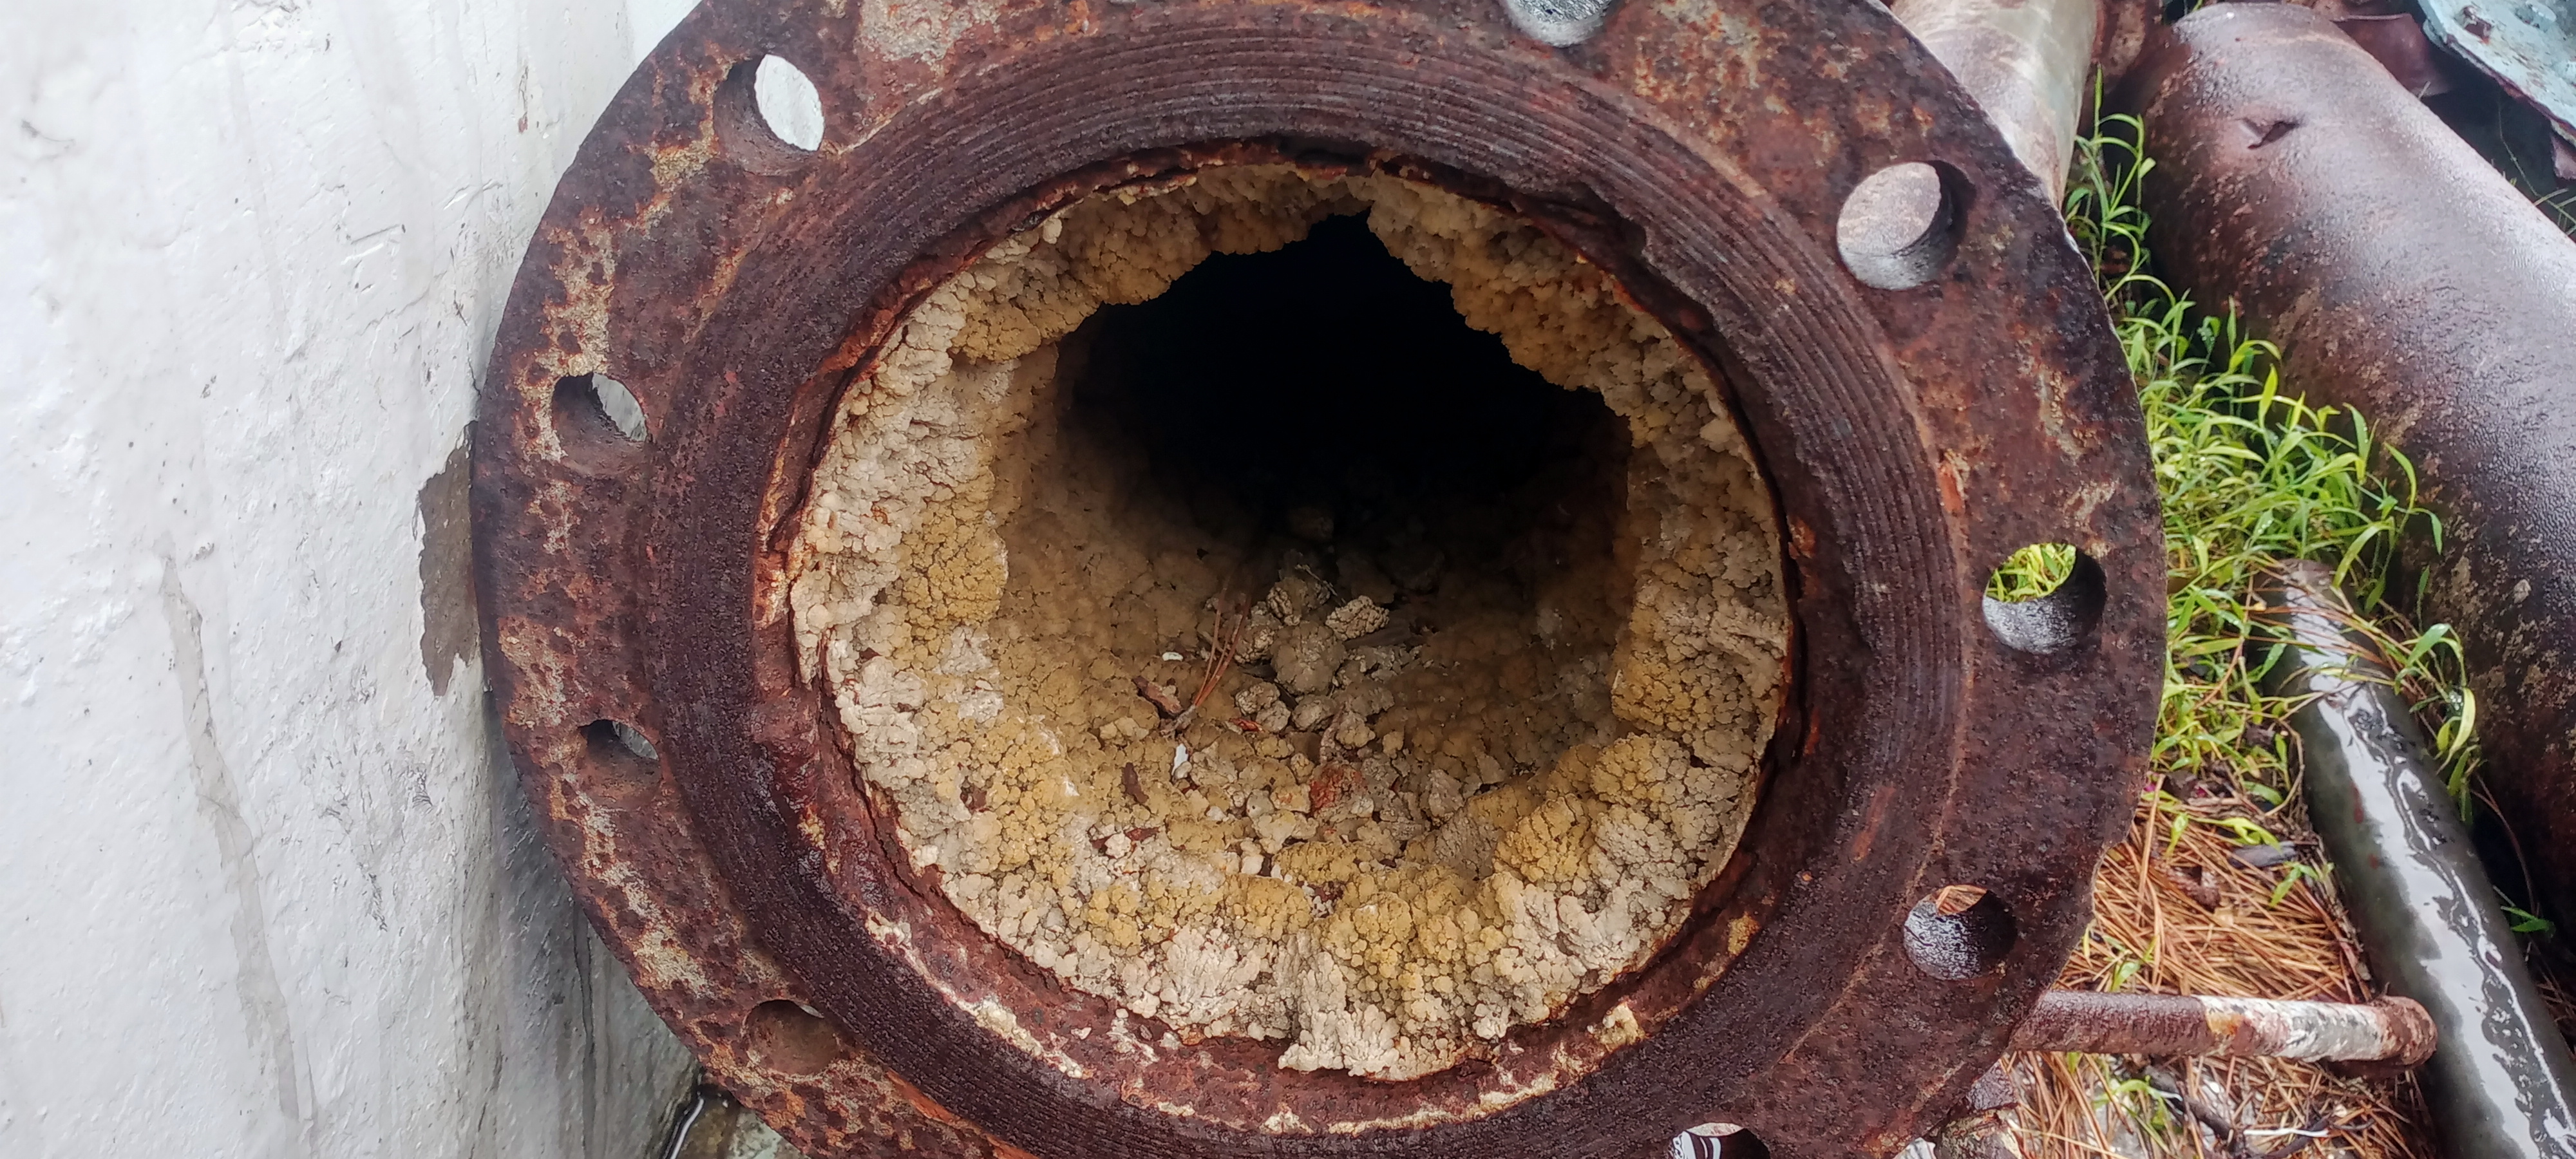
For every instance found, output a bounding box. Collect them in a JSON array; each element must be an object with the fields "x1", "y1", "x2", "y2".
[
  {"x1": 2146, "y1": 1064, "x2": 2226, "y2": 1159},
  {"x1": 2146, "y1": 1063, "x2": 2241, "y2": 1156},
  {"x1": 2165, "y1": 862, "x2": 2223, "y2": 910},
  {"x1": 1935, "y1": 883, "x2": 1991, "y2": 916},
  {"x1": 1162, "y1": 592, "x2": 1249, "y2": 739},
  {"x1": 2470, "y1": 775, "x2": 2543, "y2": 916}
]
